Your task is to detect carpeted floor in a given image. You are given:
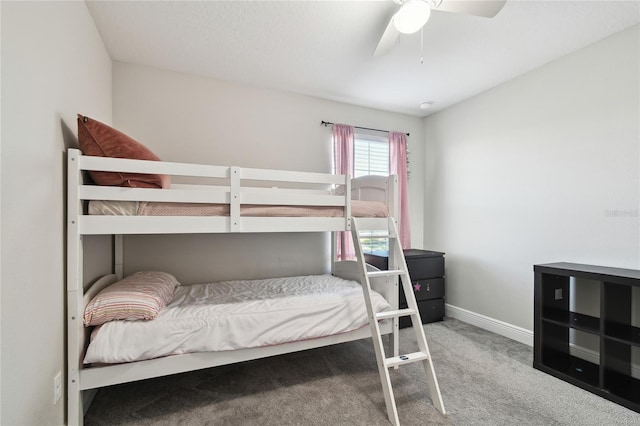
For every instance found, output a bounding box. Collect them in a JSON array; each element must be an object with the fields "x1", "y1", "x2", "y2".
[{"x1": 84, "y1": 318, "x2": 640, "y2": 425}]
